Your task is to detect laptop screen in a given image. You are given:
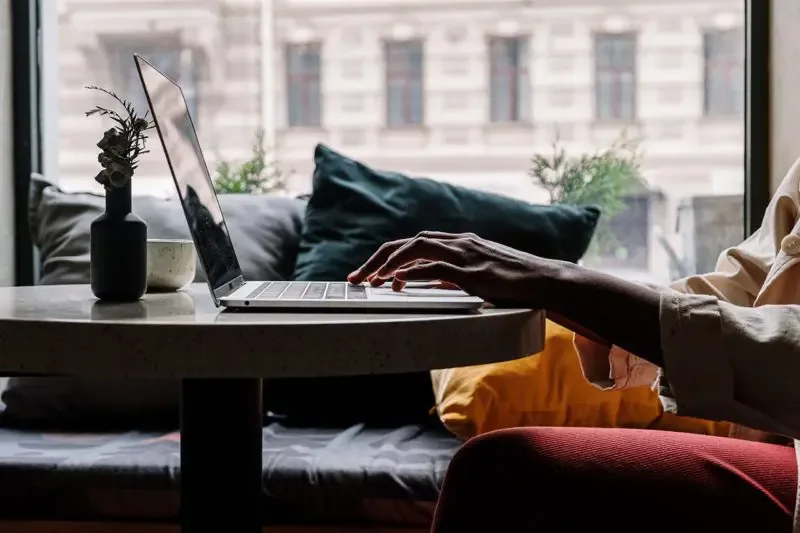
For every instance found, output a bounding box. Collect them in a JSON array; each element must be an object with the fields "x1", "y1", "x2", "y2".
[{"x1": 135, "y1": 55, "x2": 244, "y2": 297}]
